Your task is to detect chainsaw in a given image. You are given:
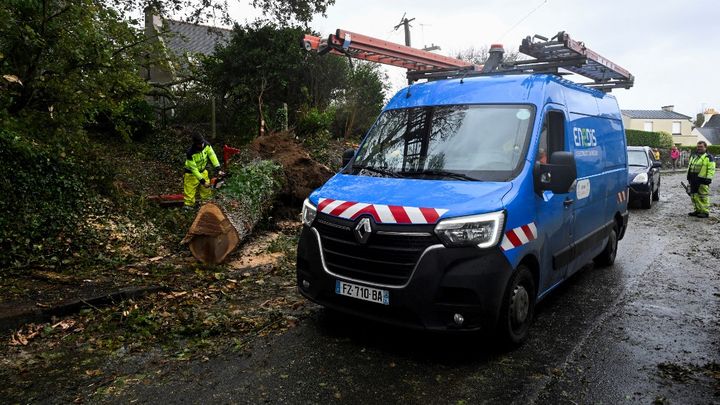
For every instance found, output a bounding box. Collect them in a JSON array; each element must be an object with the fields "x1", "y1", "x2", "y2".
[
  {"x1": 210, "y1": 171, "x2": 231, "y2": 190},
  {"x1": 681, "y1": 181, "x2": 691, "y2": 196}
]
